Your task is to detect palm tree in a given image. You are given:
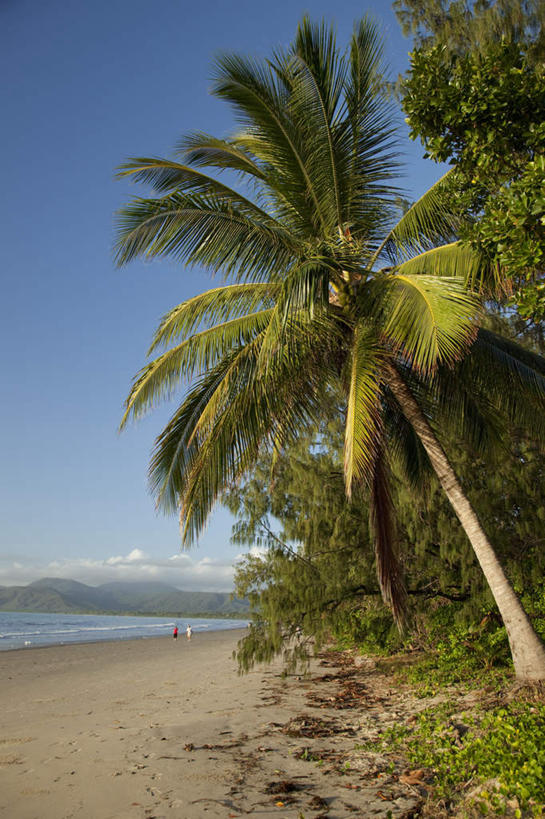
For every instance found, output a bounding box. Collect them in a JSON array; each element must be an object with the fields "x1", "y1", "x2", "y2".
[{"x1": 115, "y1": 18, "x2": 545, "y2": 680}]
